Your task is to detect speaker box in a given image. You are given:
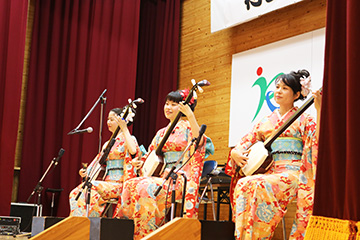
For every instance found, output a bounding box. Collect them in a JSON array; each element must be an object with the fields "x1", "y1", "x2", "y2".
[
  {"x1": 10, "y1": 202, "x2": 42, "y2": 232},
  {"x1": 200, "y1": 220, "x2": 235, "y2": 240},
  {"x1": 89, "y1": 218, "x2": 134, "y2": 240}
]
